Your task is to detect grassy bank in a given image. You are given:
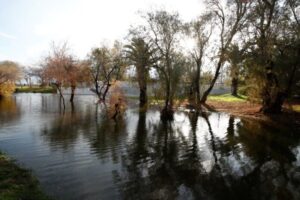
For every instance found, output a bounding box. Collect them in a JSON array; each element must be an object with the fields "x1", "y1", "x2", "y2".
[
  {"x1": 15, "y1": 86, "x2": 56, "y2": 93},
  {"x1": 208, "y1": 93, "x2": 247, "y2": 102},
  {"x1": 0, "y1": 151, "x2": 51, "y2": 200}
]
